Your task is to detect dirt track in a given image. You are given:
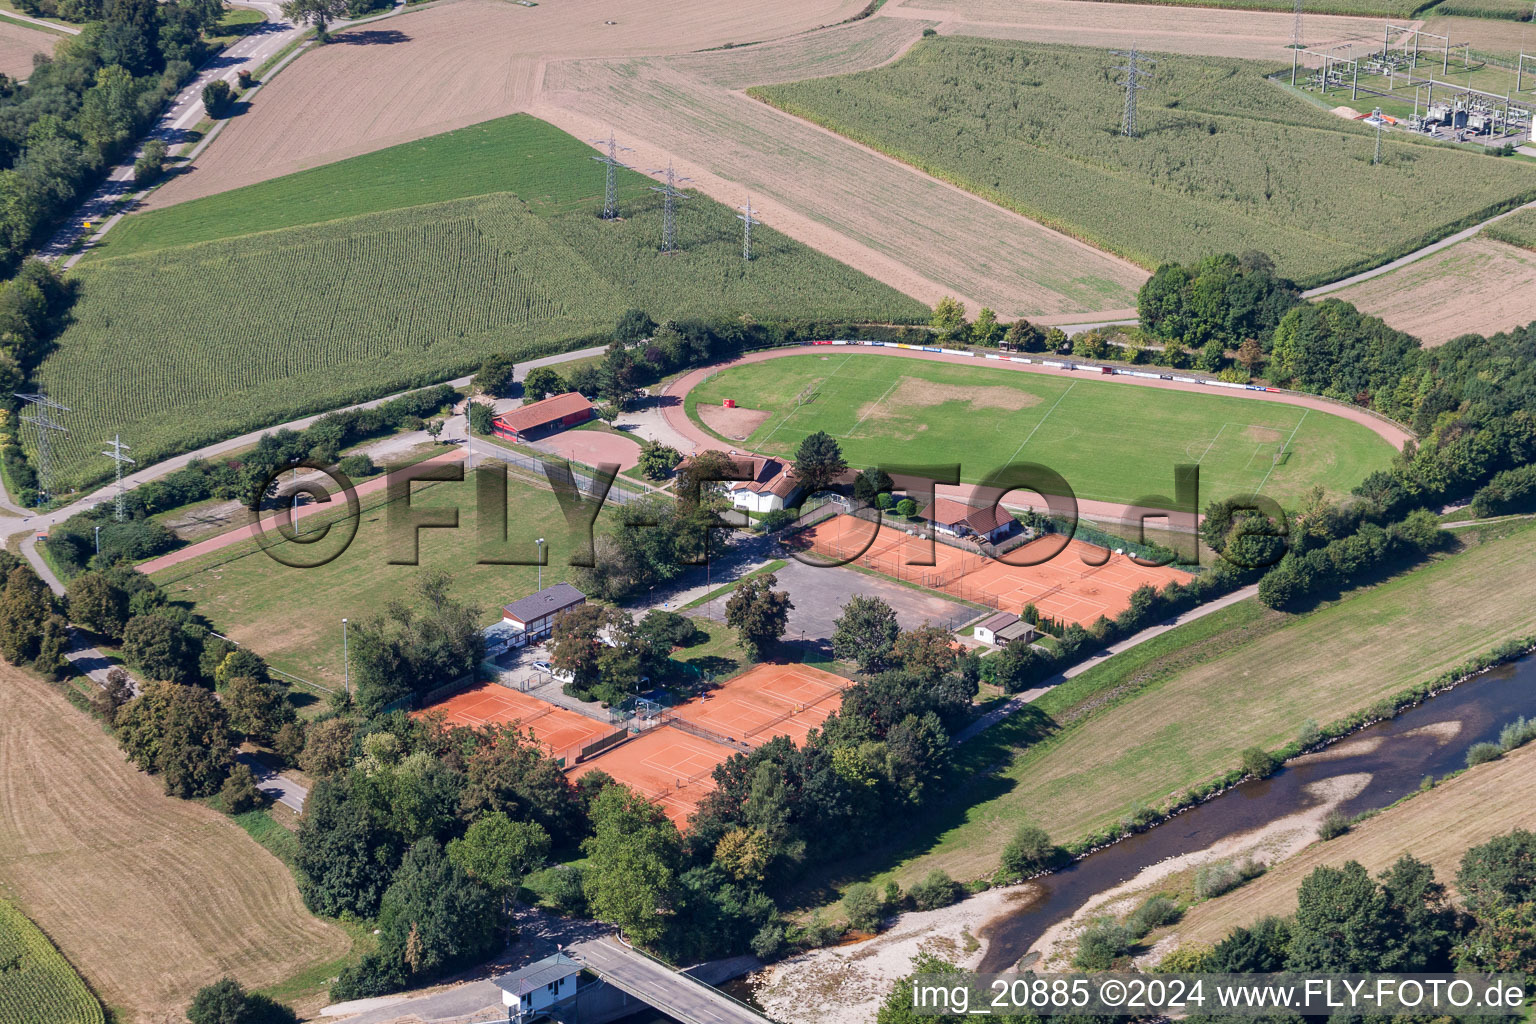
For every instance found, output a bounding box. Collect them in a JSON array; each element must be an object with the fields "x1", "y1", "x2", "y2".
[
  {"x1": 0, "y1": 664, "x2": 350, "y2": 1024},
  {"x1": 1328, "y1": 235, "x2": 1536, "y2": 346},
  {"x1": 0, "y1": 18, "x2": 59, "y2": 78}
]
